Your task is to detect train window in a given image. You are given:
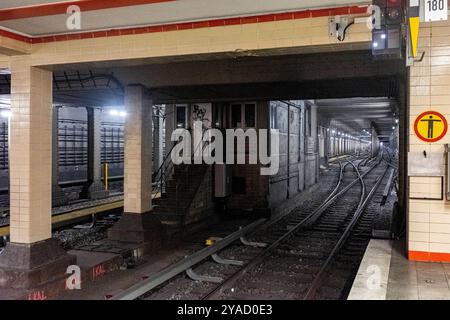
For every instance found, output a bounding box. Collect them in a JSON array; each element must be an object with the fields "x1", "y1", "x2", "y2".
[
  {"x1": 231, "y1": 102, "x2": 257, "y2": 128},
  {"x1": 305, "y1": 104, "x2": 312, "y2": 137},
  {"x1": 231, "y1": 104, "x2": 242, "y2": 127},
  {"x1": 213, "y1": 104, "x2": 223, "y2": 128},
  {"x1": 270, "y1": 104, "x2": 277, "y2": 129},
  {"x1": 245, "y1": 104, "x2": 256, "y2": 127},
  {"x1": 176, "y1": 106, "x2": 187, "y2": 128}
]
